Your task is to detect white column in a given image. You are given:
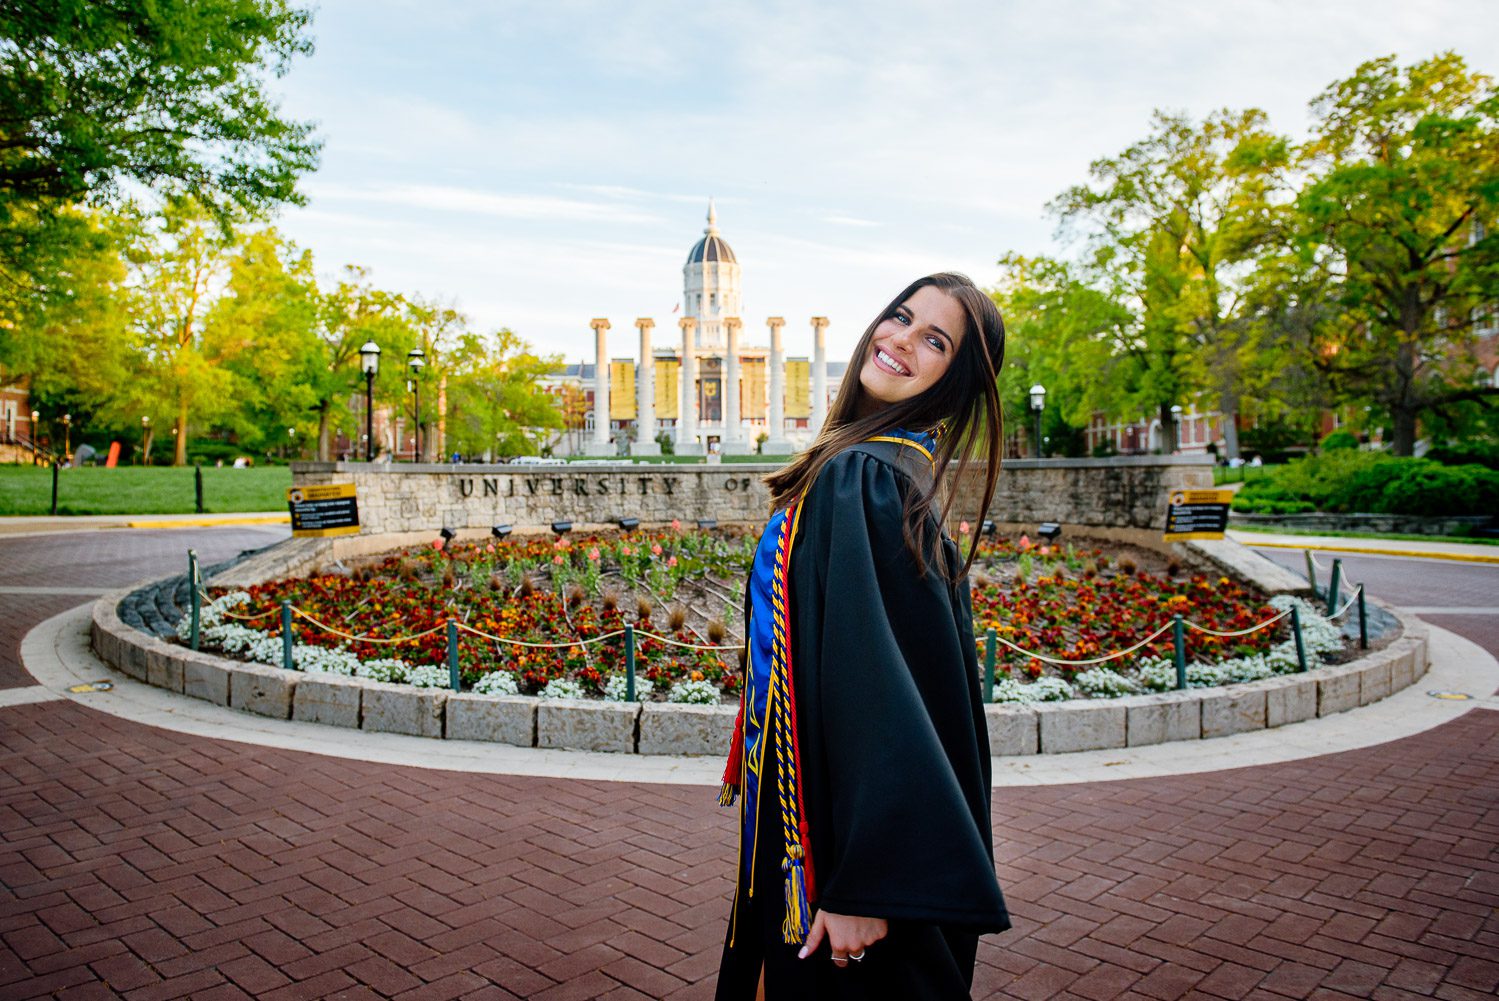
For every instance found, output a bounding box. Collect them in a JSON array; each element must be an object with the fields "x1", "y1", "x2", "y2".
[
  {"x1": 633, "y1": 318, "x2": 659, "y2": 455},
  {"x1": 766, "y1": 316, "x2": 792, "y2": 453},
  {"x1": 677, "y1": 317, "x2": 702, "y2": 455},
  {"x1": 722, "y1": 317, "x2": 744, "y2": 453},
  {"x1": 811, "y1": 316, "x2": 829, "y2": 436},
  {"x1": 590, "y1": 318, "x2": 611, "y2": 455}
]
